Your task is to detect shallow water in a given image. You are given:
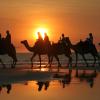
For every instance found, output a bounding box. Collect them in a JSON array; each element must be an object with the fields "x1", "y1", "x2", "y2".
[
  {"x1": 0, "y1": 70, "x2": 100, "y2": 100},
  {"x1": 0, "y1": 53, "x2": 100, "y2": 100},
  {"x1": 0, "y1": 53, "x2": 99, "y2": 69}
]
